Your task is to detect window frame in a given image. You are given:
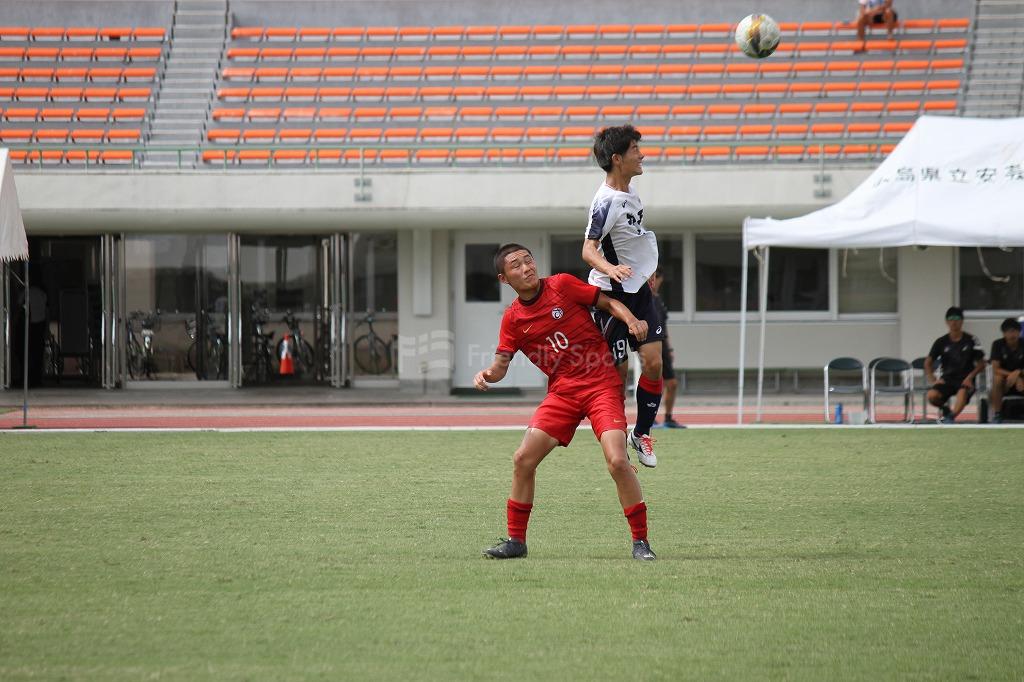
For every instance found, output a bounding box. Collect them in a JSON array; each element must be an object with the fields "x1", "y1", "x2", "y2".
[
  {"x1": 689, "y1": 232, "x2": 899, "y2": 323},
  {"x1": 956, "y1": 246, "x2": 1024, "y2": 316}
]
